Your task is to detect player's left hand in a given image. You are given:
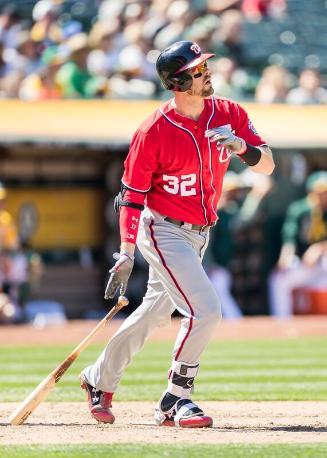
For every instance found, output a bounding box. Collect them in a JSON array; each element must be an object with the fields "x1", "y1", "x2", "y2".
[{"x1": 205, "y1": 126, "x2": 246, "y2": 154}]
